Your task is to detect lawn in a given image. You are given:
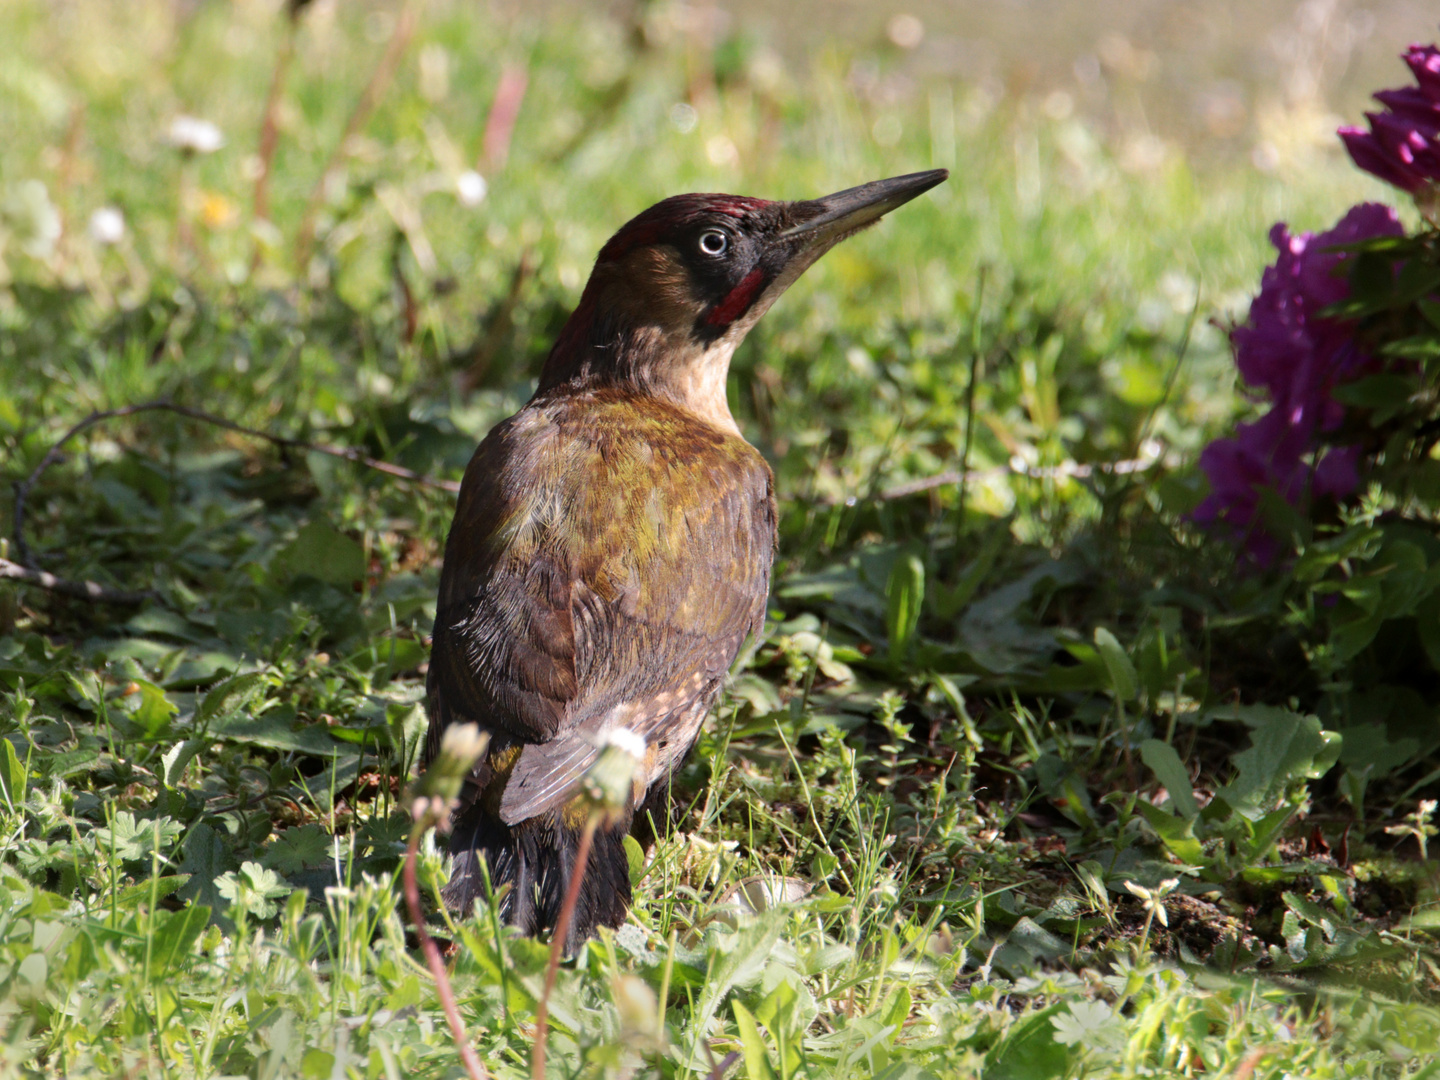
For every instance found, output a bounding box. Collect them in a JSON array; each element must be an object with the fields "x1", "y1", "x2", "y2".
[{"x1": 1, "y1": 1, "x2": 1439, "y2": 1077}]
